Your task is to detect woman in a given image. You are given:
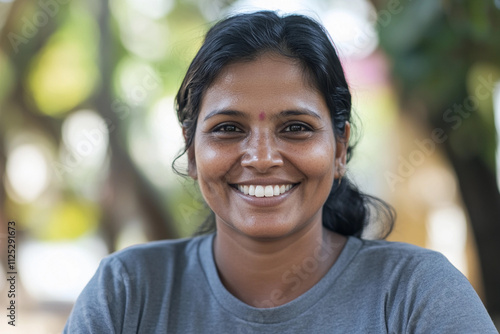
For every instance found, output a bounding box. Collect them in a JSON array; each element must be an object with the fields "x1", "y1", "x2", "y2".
[{"x1": 64, "y1": 11, "x2": 497, "y2": 333}]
